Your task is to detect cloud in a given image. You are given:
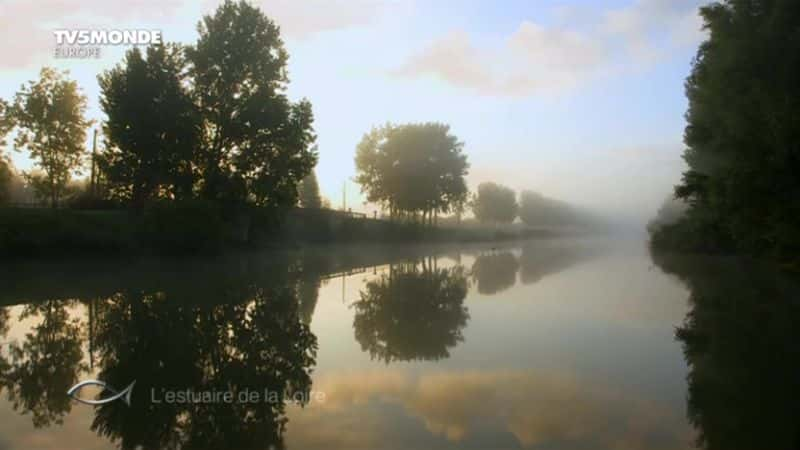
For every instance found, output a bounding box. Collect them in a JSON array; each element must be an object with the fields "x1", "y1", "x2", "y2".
[
  {"x1": 253, "y1": 0, "x2": 410, "y2": 39},
  {"x1": 0, "y1": 0, "x2": 406, "y2": 70},
  {"x1": 395, "y1": 0, "x2": 708, "y2": 97},
  {"x1": 601, "y1": 0, "x2": 707, "y2": 62},
  {"x1": 0, "y1": 0, "x2": 185, "y2": 69},
  {"x1": 394, "y1": 22, "x2": 608, "y2": 97},
  {"x1": 287, "y1": 368, "x2": 693, "y2": 449}
]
